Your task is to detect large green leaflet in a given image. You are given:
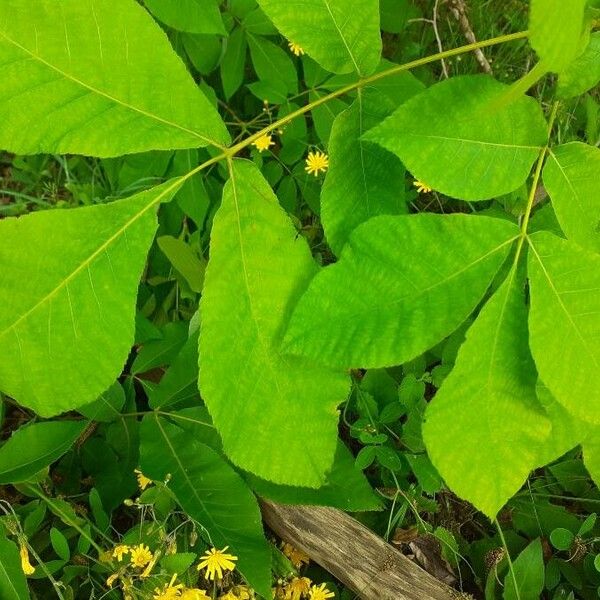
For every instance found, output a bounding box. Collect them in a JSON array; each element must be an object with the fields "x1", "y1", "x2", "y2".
[
  {"x1": 0, "y1": 421, "x2": 87, "y2": 484},
  {"x1": 257, "y1": 0, "x2": 381, "y2": 75},
  {"x1": 423, "y1": 271, "x2": 550, "y2": 519},
  {"x1": 0, "y1": 528, "x2": 29, "y2": 600},
  {"x1": 543, "y1": 143, "x2": 600, "y2": 254},
  {"x1": 143, "y1": 0, "x2": 226, "y2": 35},
  {"x1": 283, "y1": 213, "x2": 519, "y2": 369},
  {"x1": 364, "y1": 76, "x2": 548, "y2": 201},
  {"x1": 0, "y1": 180, "x2": 181, "y2": 416},
  {"x1": 529, "y1": 0, "x2": 587, "y2": 73},
  {"x1": 0, "y1": 0, "x2": 229, "y2": 157},
  {"x1": 528, "y1": 231, "x2": 600, "y2": 424},
  {"x1": 139, "y1": 415, "x2": 271, "y2": 597},
  {"x1": 320, "y1": 78, "x2": 422, "y2": 255},
  {"x1": 199, "y1": 160, "x2": 350, "y2": 487},
  {"x1": 558, "y1": 32, "x2": 600, "y2": 98}
]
